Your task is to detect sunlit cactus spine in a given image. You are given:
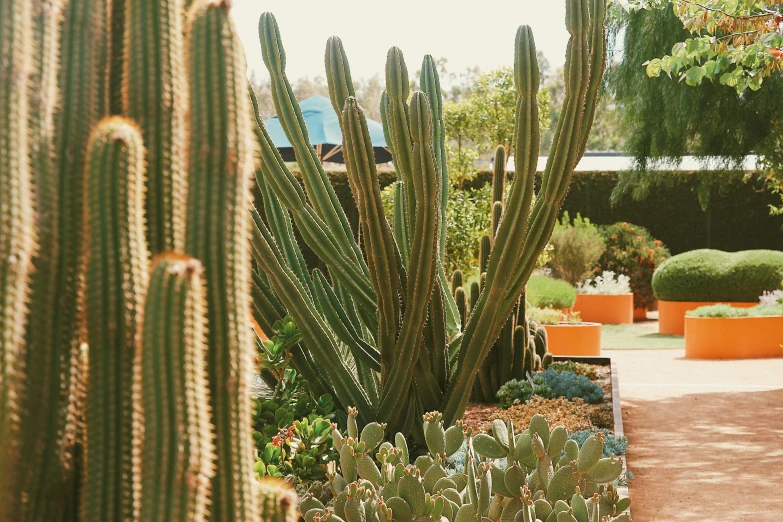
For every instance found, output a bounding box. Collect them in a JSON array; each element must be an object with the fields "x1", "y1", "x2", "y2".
[
  {"x1": 258, "y1": 478, "x2": 299, "y2": 522},
  {"x1": 139, "y1": 255, "x2": 214, "y2": 522},
  {"x1": 81, "y1": 117, "x2": 148, "y2": 522},
  {"x1": 186, "y1": 2, "x2": 259, "y2": 521},
  {"x1": 0, "y1": 0, "x2": 36, "y2": 517},
  {"x1": 124, "y1": 0, "x2": 188, "y2": 253}
]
